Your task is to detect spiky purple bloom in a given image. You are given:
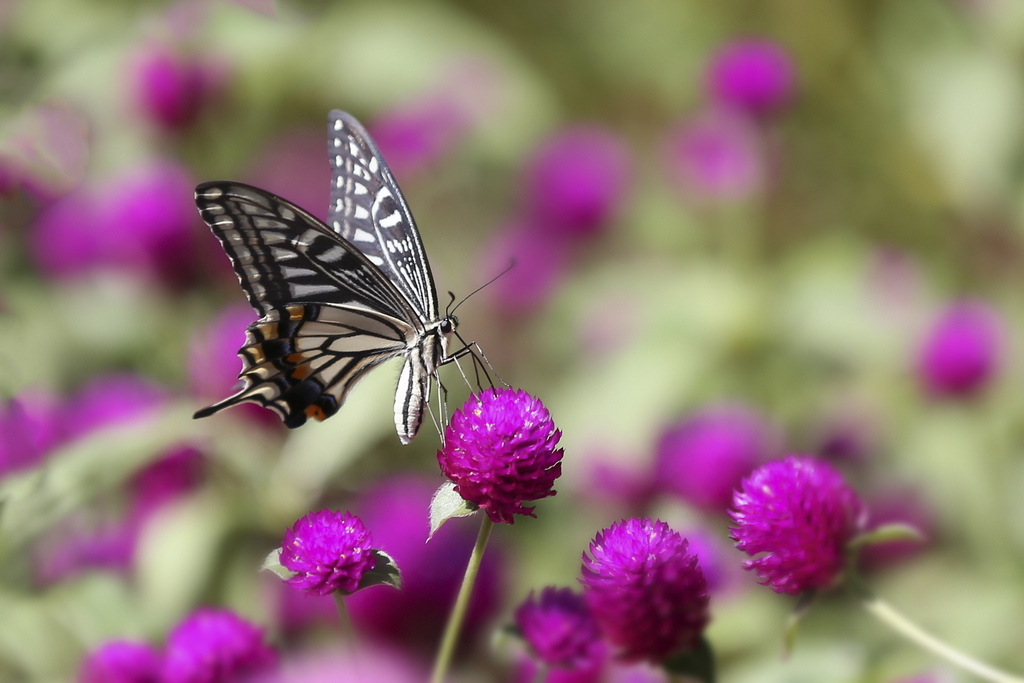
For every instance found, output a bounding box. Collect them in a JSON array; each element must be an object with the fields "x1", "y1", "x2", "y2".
[
  {"x1": 667, "y1": 110, "x2": 764, "y2": 202},
  {"x1": 279, "y1": 510, "x2": 376, "y2": 596},
  {"x1": 78, "y1": 640, "x2": 161, "y2": 683},
  {"x1": 525, "y1": 127, "x2": 631, "y2": 236},
  {"x1": 706, "y1": 39, "x2": 796, "y2": 114},
  {"x1": 345, "y1": 475, "x2": 503, "y2": 653},
  {"x1": 438, "y1": 388, "x2": 563, "y2": 524},
  {"x1": 654, "y1": 404, "x2": 770, "y2": 511},
  {"x1": 162, "y1": 608, "x2": 275, "y2": 683},
  {"x1": 917, "y1": 300, "x2": 1002, "y2": 398},
  {"x1": 731, "y1": 456, "x2": 865, "y2": 595},
  {"x1": 133, "y1": 46, "x2": 212, "y2": 130},
  {"x1": 515, "y1": 587, "x2": 605, "y2": 671},
  {"x1": 580, "y1": 519, "x2": 709, "y2": 663}
]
